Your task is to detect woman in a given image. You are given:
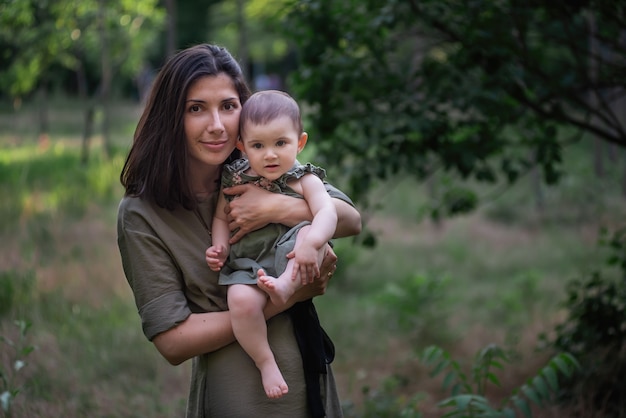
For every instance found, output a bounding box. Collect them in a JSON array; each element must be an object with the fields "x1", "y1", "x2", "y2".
[{"x1": 117, "y1": 44, "x2": 361, "y2": 417}]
